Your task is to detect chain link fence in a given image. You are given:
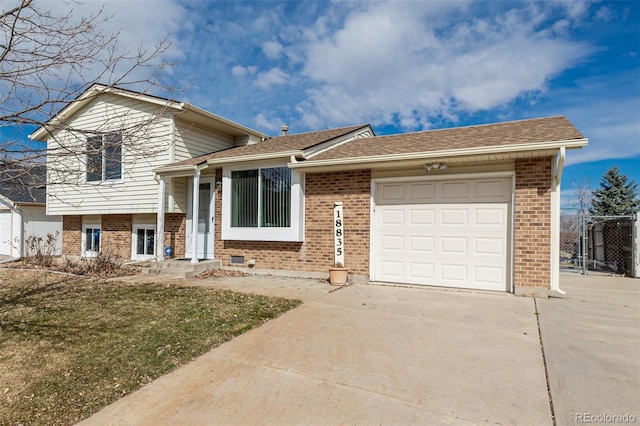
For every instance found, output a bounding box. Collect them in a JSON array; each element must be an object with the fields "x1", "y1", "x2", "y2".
[{"x1": 561, "y1": 212, "x2": 638, "y2": 277}]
